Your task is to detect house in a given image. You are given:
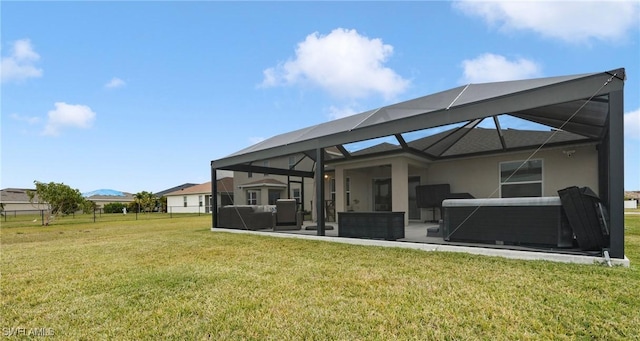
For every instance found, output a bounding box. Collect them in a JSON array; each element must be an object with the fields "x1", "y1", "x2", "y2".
[
  {"x1": 1, "y1": 187, "x2": 135, "y2": 213},
  {"x1": 0, "y1": 188, "x2": 42, "y2": 213},
  {"x1": 232, "y1": 156, "x2": 315, "y2": 212},
  {"x1": 154, "y1": 183, "x2": 198, "y2": 198},
  {"x1": 210, "y1": 68, "x2": 626, "y2": 261},
  {"x1": 82, "y1": 189, "x2": 134, "y2": 209},
  {"x1": 165, "y1": 178, "x2": 234, "y2": 213}
]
